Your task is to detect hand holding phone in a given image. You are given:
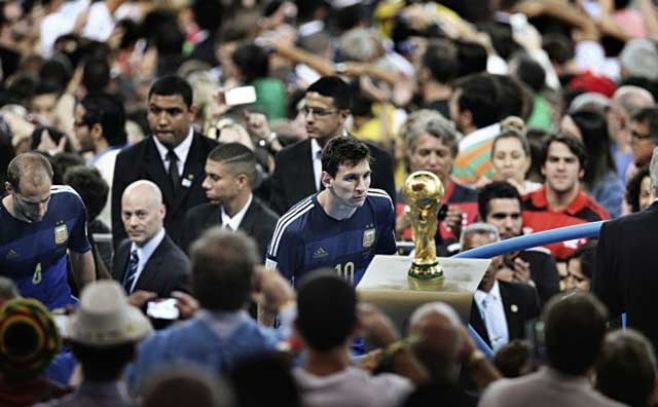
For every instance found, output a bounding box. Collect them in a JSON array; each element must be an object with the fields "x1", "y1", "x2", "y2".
[{"x1": 146, "y1": 298, "x2": 180, "y2": 320}]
